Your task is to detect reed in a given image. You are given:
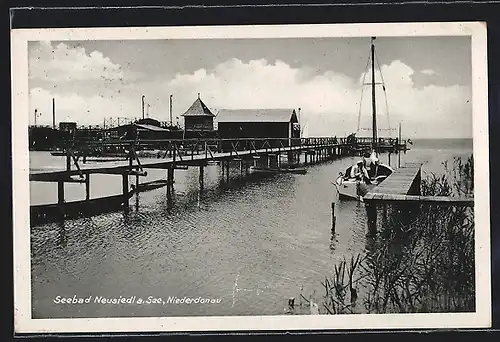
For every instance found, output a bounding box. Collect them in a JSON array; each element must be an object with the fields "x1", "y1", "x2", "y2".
[{"x1": 317, "y1": 154, "x2": 475, "y2": 314}]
